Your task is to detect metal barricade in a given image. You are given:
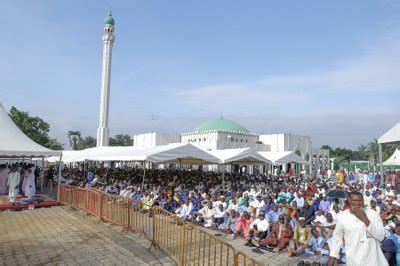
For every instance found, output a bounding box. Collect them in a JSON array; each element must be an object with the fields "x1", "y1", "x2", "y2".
[
  {"x1": 86, "y1": 189, "x2": 101, "y2": 218},
  {"x1": 57, "y1": 185, "x2": 263, "y2": 266},
  {"x1": 235, "y1": 252, "x2": 262, "y2": 266},
  {"x1": 181, "y1": 223, "x2": 237, "y2": 266},
  {"x1": 128, "y1": 200, "x2": 153, "y2": 239},
  {"x1": 73, "y1": 188, "x2": 87, "y2": 210},
  {"x1": 59, "y1": 184, "x2": 74, "y2": 205}
]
